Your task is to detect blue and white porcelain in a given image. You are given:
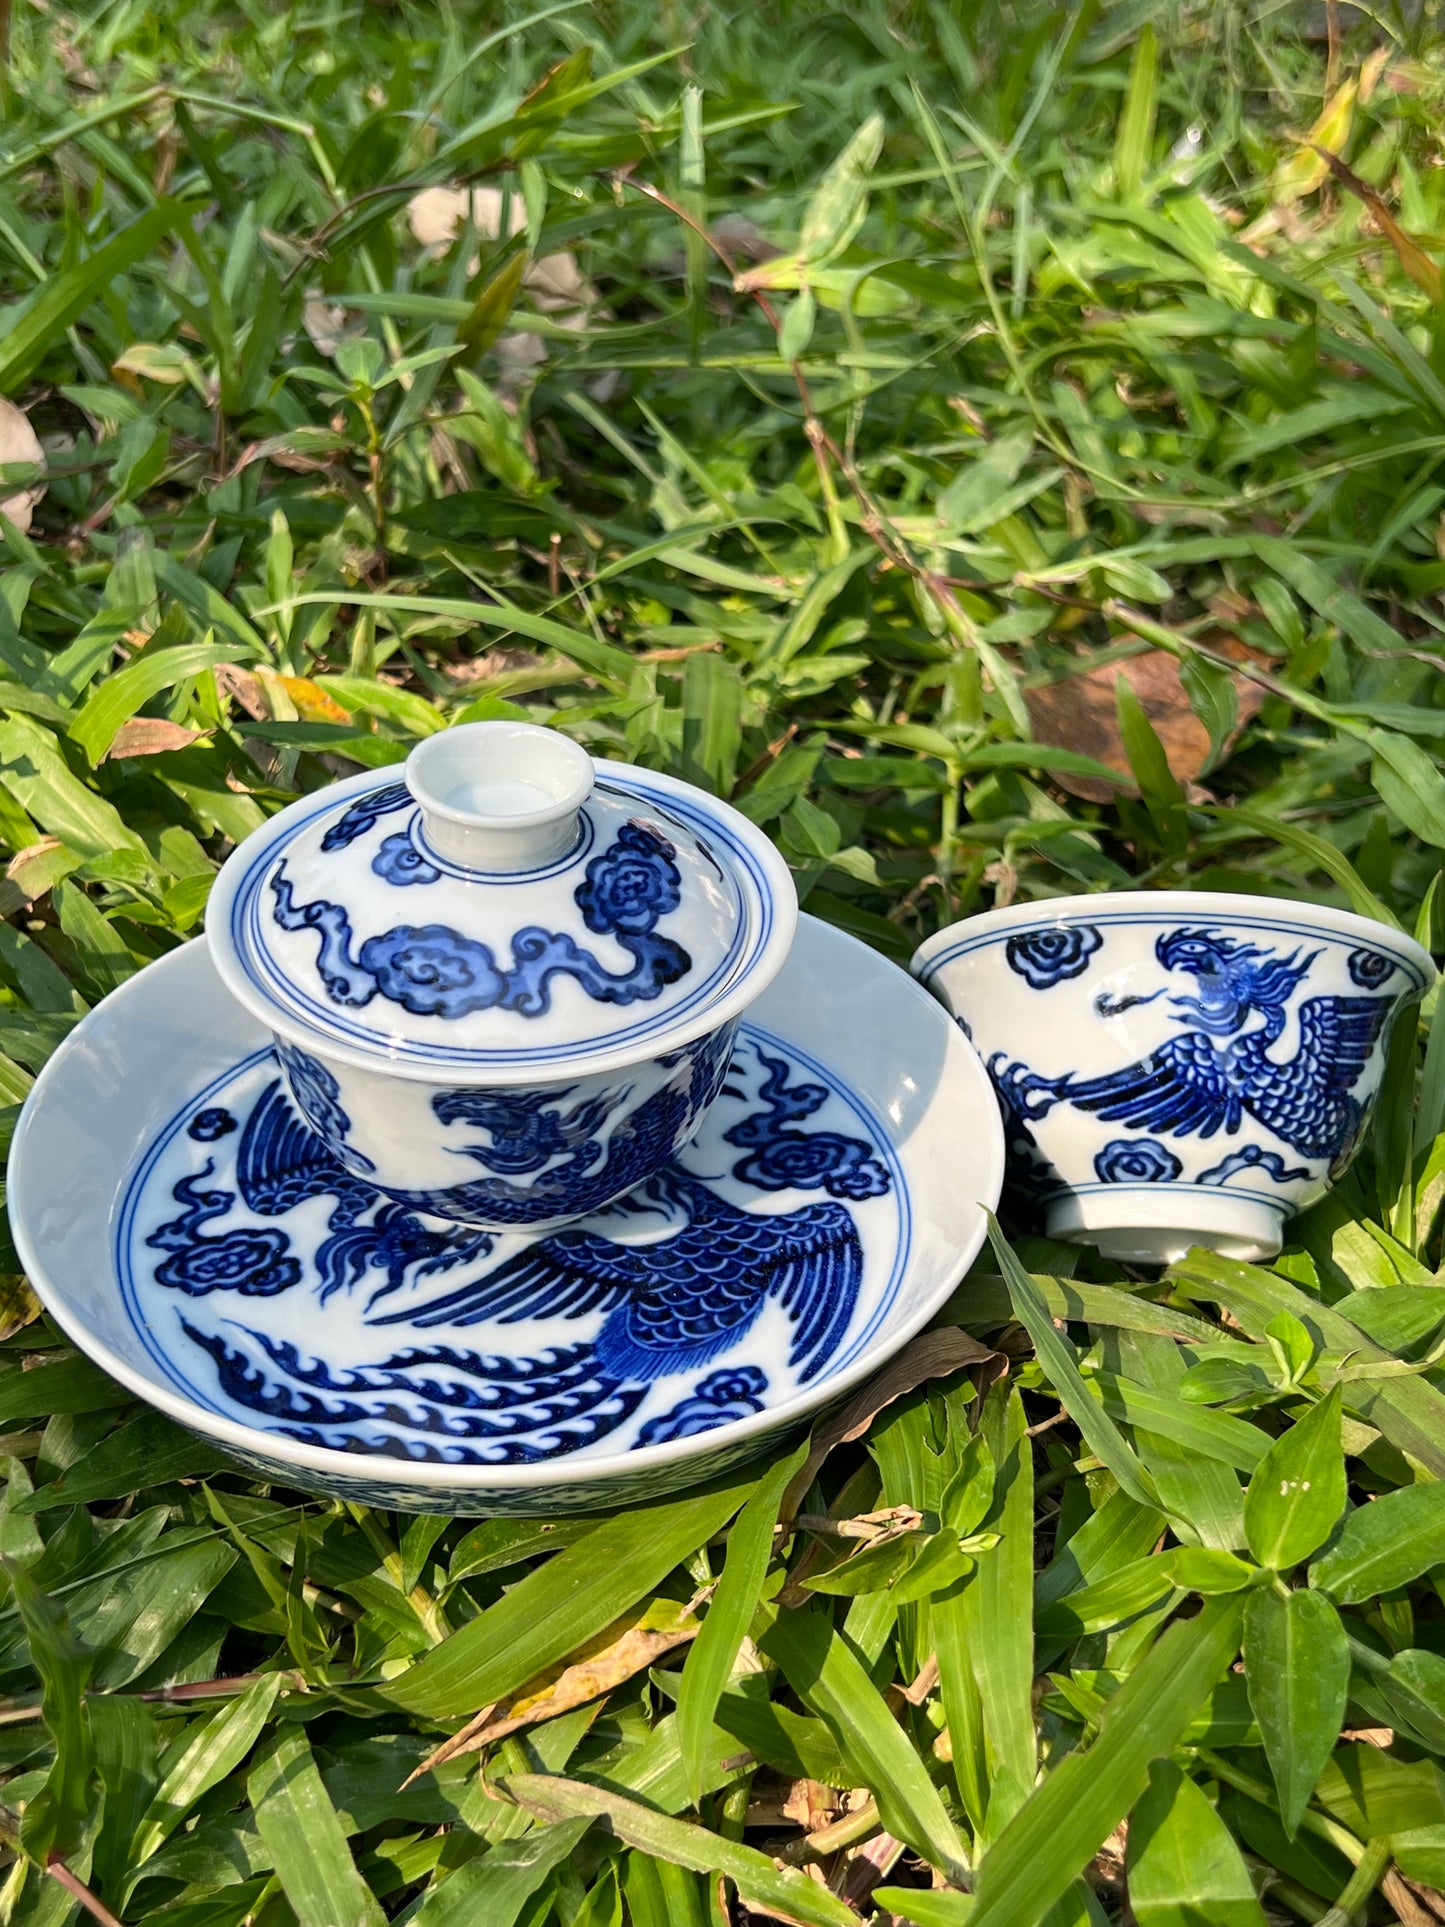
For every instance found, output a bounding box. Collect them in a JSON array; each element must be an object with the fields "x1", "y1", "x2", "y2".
[
  {"x1": 912, "y1": 892, "x2": 1435, "y2": 1265},
  {"x1": 204, "y1": 722, "x2": 797, "y2": 1230},
  {"x1": 9, "y1": 916, "x2": 1004, "y2": 1514}
]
